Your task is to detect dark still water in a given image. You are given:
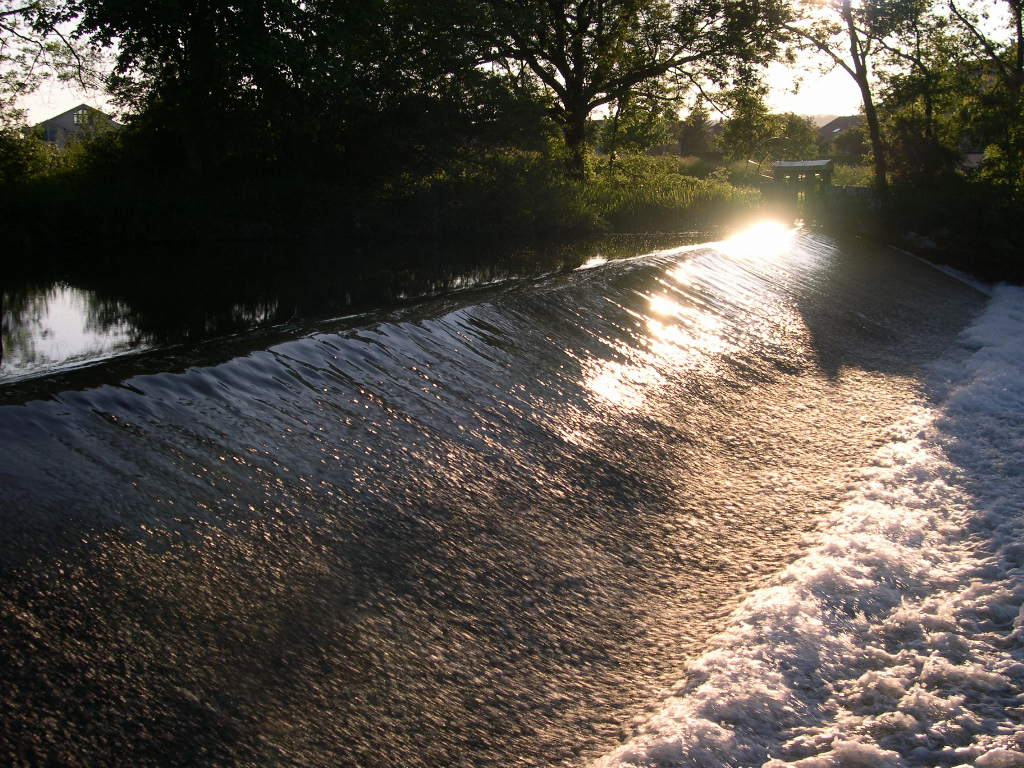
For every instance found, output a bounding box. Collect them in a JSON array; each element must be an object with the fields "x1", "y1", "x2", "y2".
[
  {"x1": 1, "y1": 234, "x2": 703, "y2": 388},
  {"x1": 0, "y1": 225, "x2": 985, "y2": 767}
]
